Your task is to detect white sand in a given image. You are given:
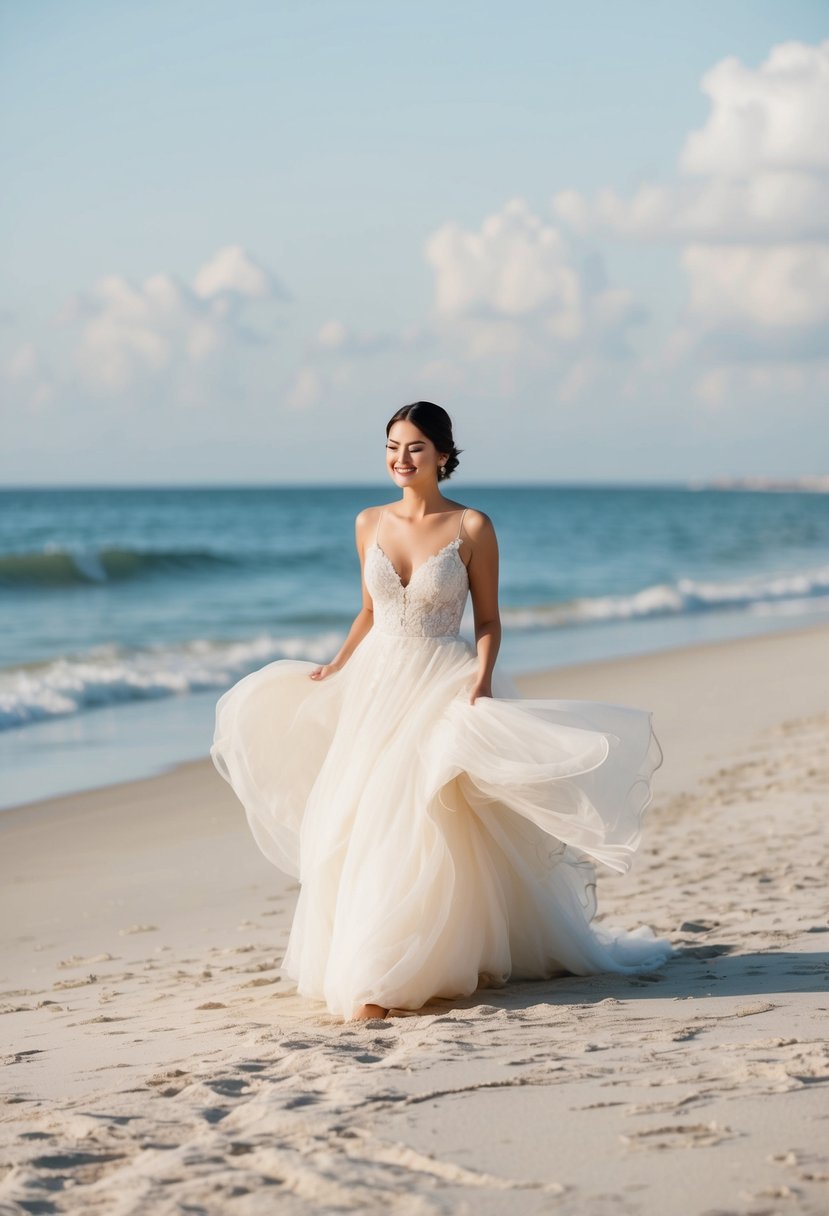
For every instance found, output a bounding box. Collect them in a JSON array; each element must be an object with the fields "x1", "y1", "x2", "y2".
[{"x1": 2, "y1": 620, "x2": 828, "y2": 1214}]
